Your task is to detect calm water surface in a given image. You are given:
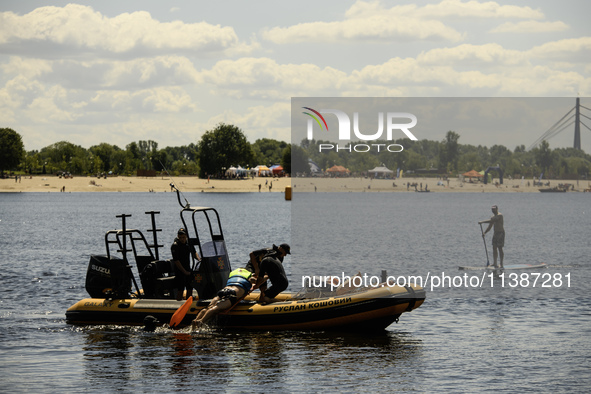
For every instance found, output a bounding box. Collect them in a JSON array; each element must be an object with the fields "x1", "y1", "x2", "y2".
[{"x1": 0, "y1": 191, "x2": 589, "y2": 392}]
